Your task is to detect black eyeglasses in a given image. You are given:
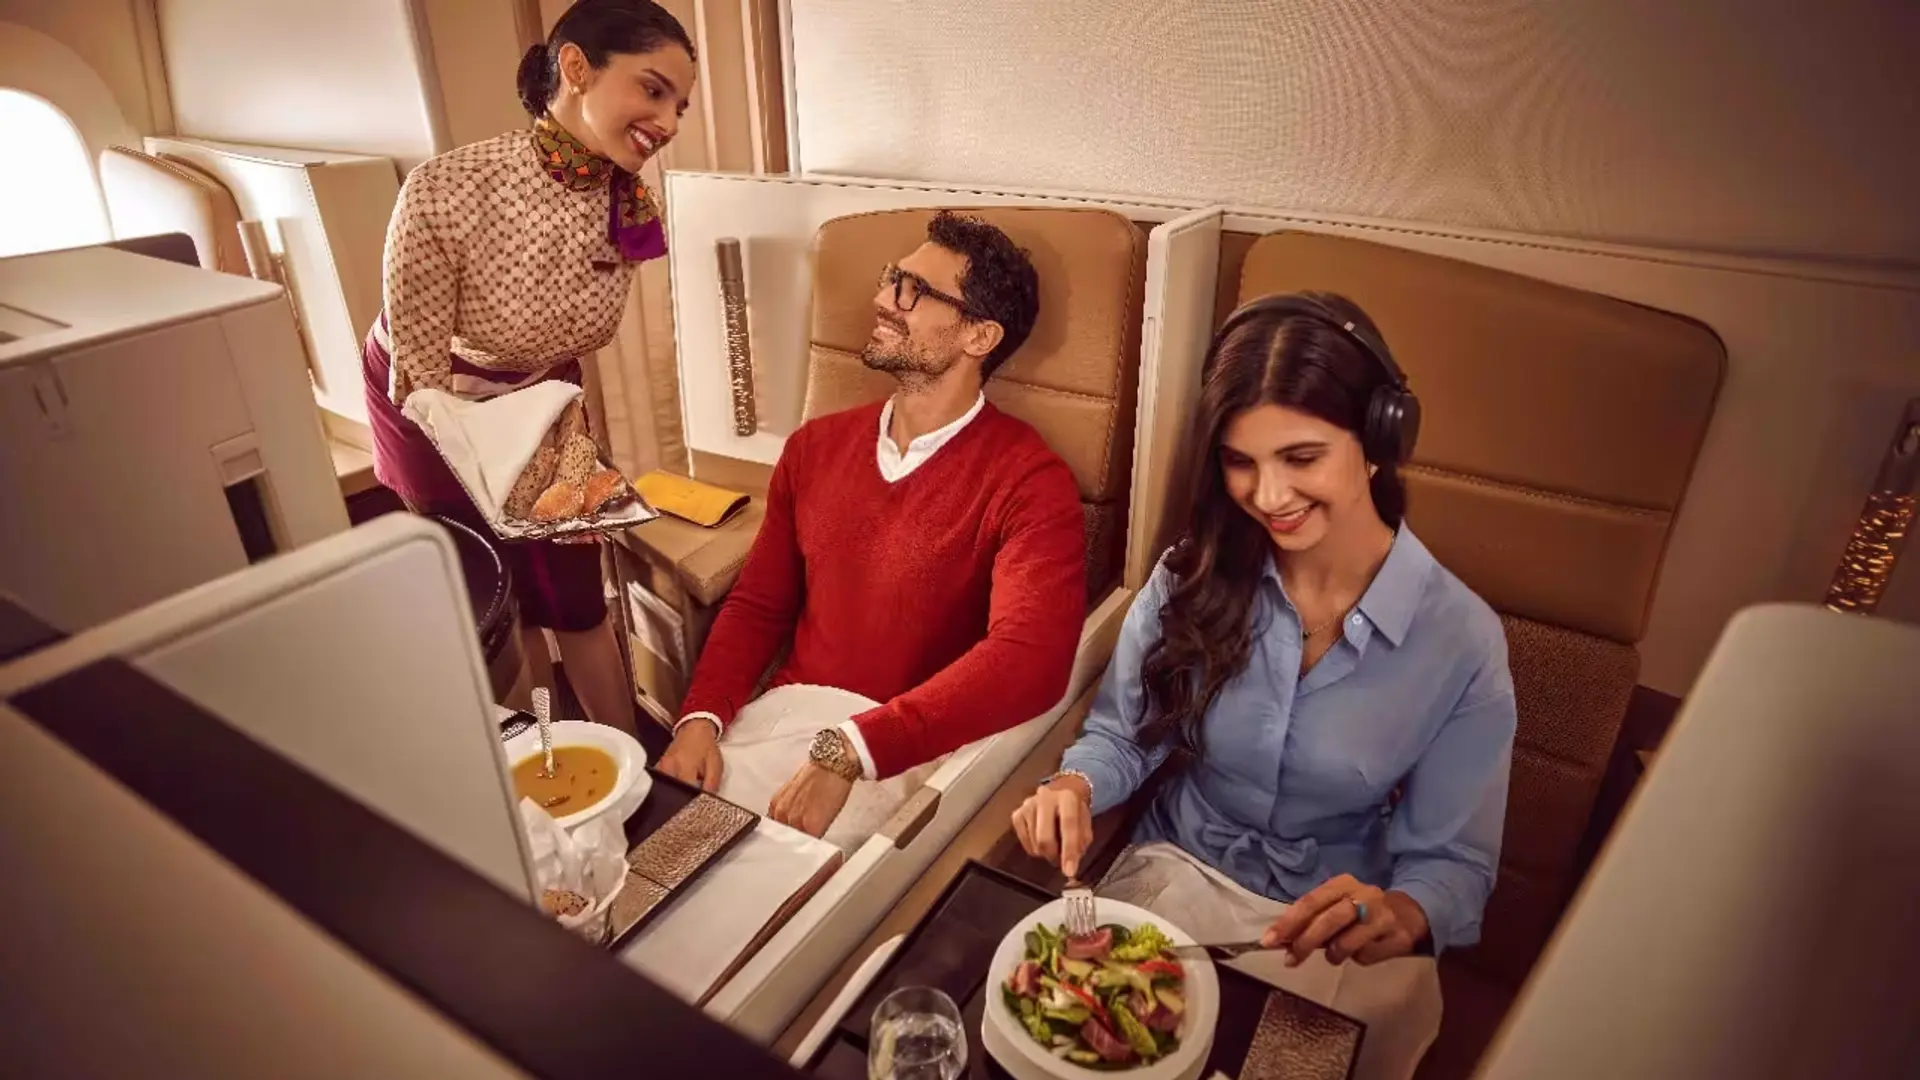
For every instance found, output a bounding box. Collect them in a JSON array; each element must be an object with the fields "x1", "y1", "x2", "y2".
[{"x1": 878, "y1": 264, "x2": 992, "y2": 321}]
